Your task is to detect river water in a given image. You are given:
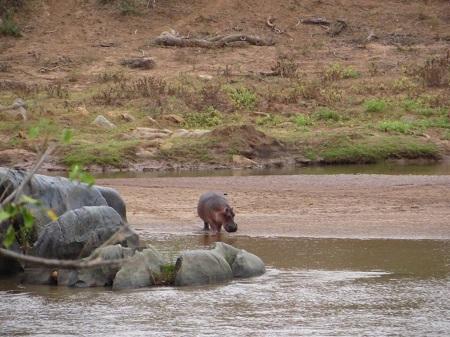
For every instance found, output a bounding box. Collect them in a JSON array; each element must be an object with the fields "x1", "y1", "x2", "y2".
[{"x1": 1, "y1": 235, "x2": 449, "y2": 337}]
